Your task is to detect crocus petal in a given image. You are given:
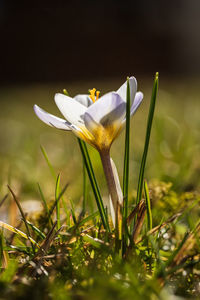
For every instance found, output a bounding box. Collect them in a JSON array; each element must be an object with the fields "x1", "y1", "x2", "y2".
[
  {"x1": 116, "y1": 76, "x2": 137, "y2": 106},
  {"x1": 83, "y1": 113, "x2": 102, "y2": 135},
  {"x1": 110, "y1": 158, "x2": 123, "y2": 206},
  {"x1": 33, "y1": 105, "x2": 71, "y2": 130},
  {"x1": 109, "y1": 158, "x2": 123, "y2": 227},
  {"x1": 84, "y1": 92, "x2": 126, "y2": 128},
  {"x1": 55, "y1": 93, "x2": 87, "y2": 128},
  {"x1": 130, "y1": 91, "x2": 143, "y2": 116},
  {"x1": 74, "y1": 94, "x2": 93, "y2": 107},
  {"x1": 109, "y1": 196, "x2": 115, "y2": 228}
]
